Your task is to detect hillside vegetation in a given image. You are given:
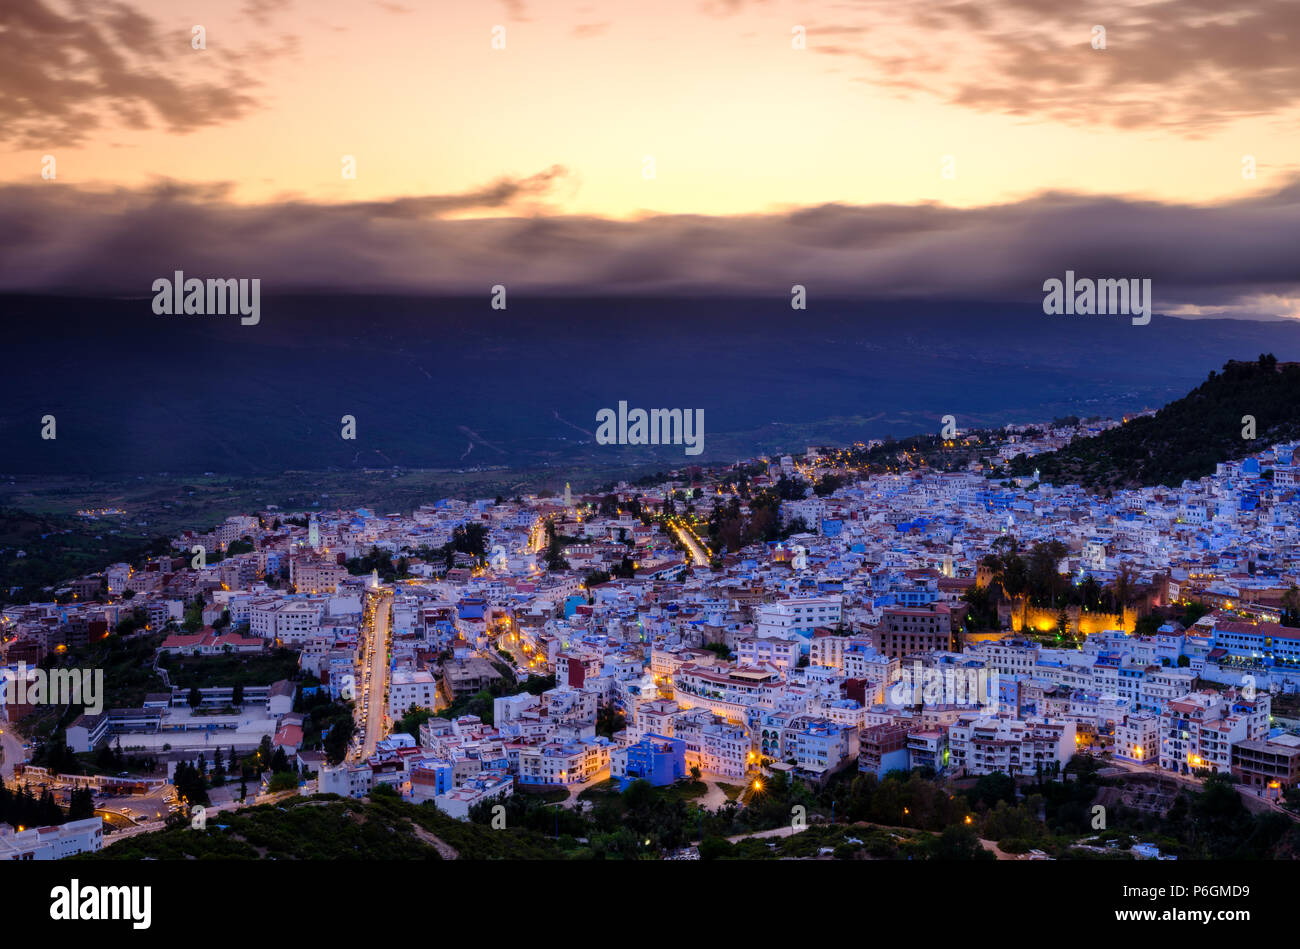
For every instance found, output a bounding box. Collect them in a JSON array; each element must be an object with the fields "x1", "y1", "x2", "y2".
[
  {"x1": 1010, "y1": 355, "x2": 1300, "y2": 489},
  {"x1": 80, "y1": 793, "x2": 563, "y2": 860}
]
